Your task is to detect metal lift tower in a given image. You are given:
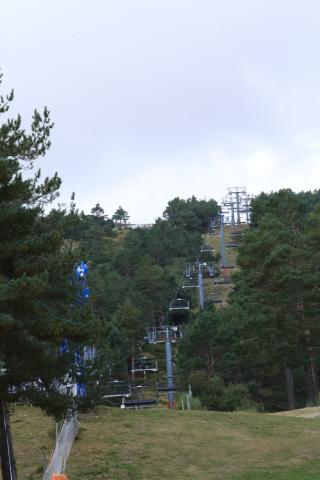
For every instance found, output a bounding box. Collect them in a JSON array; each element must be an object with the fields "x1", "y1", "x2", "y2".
[{"x1": 228, "y1": 187, "x2": 247, "y2": 225}]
